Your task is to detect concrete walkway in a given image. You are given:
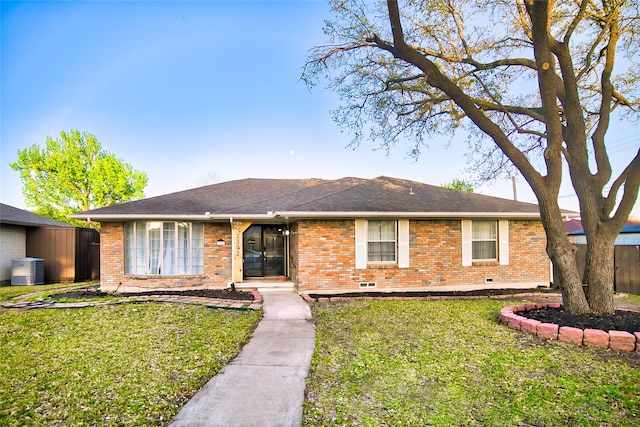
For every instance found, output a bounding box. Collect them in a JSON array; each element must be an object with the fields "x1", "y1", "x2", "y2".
[{"x1": 169, "y1": 292, "x2": 315, "y2": 427}]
